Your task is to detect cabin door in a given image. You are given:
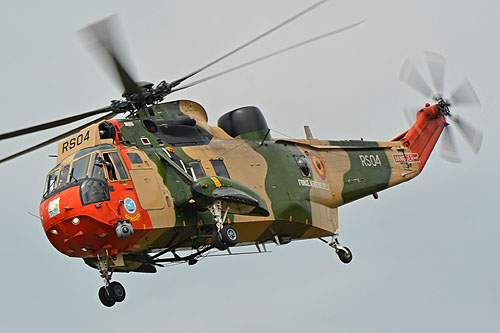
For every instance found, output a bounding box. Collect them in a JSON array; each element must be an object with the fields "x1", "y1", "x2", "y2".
[{"x1": 127, "y1": 151, "x2": 165, "y2": 210}]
